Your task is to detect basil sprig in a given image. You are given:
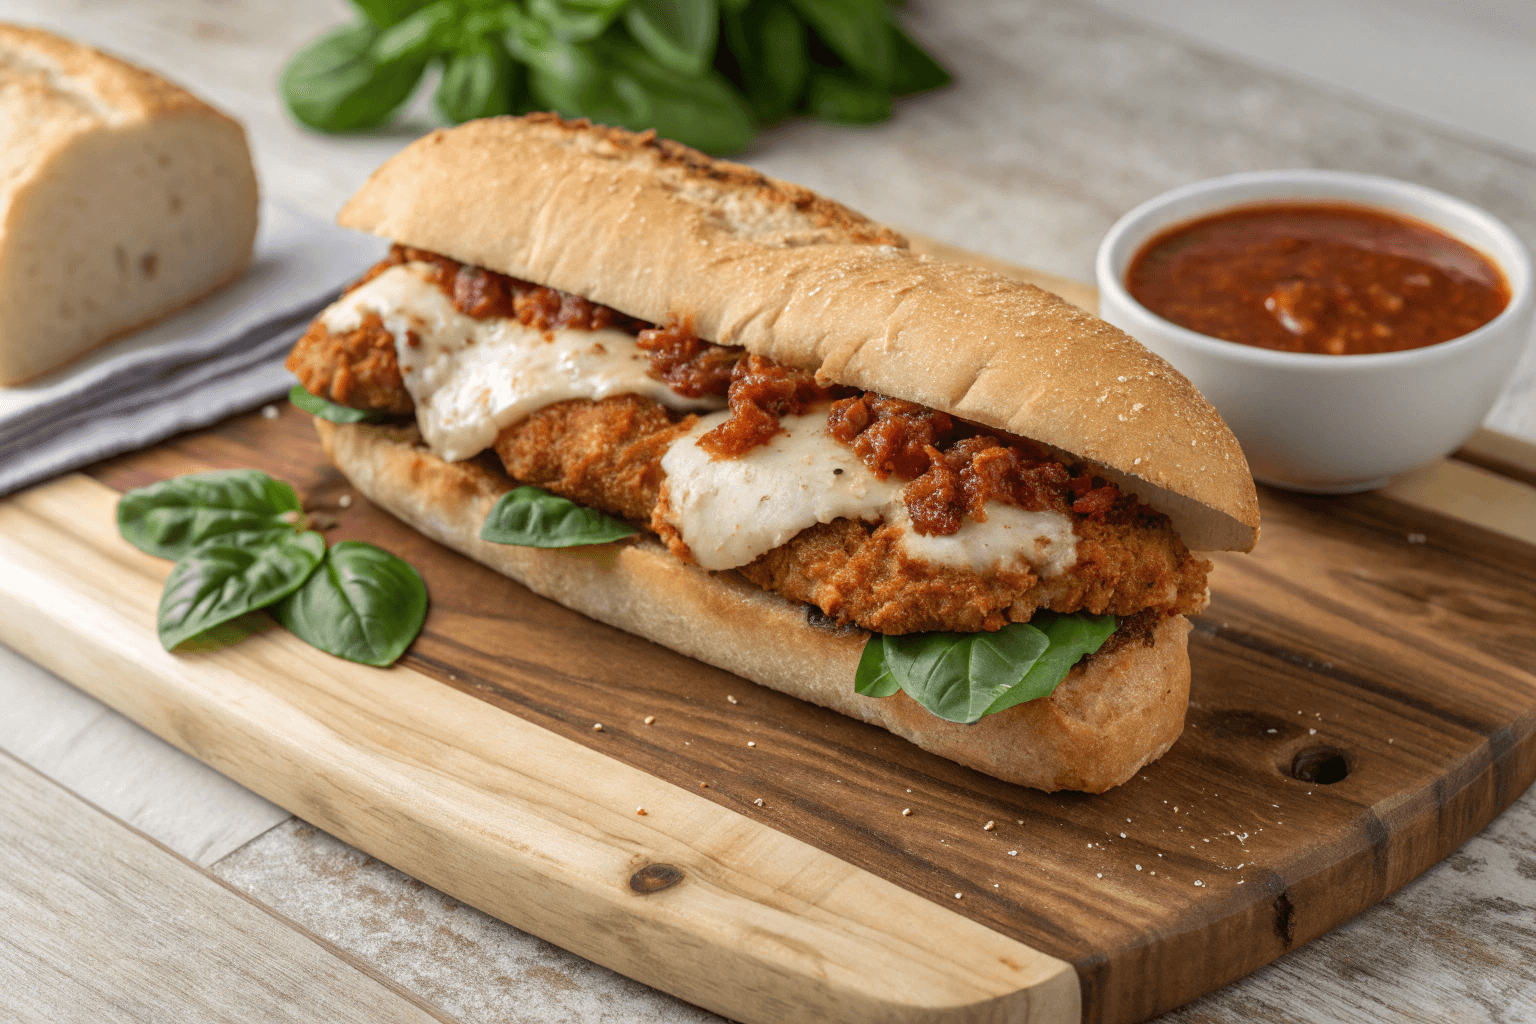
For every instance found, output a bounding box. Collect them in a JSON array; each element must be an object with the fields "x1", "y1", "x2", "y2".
[
  {"x1": 855, "y1": 612, "x2": 1118, "y2": 724},
  {"x1": 119, "y1": 471, "x2": 428, "y2": 664},
  {"x1": 279, "y1": 0, "x2": 950, "y2": 154},
  {"x1": 480, "y1": 485, "x2": 639, "y2": 547},
  {"x1": 289, "y1": 385, "x2": 382, "y2": 424}
]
